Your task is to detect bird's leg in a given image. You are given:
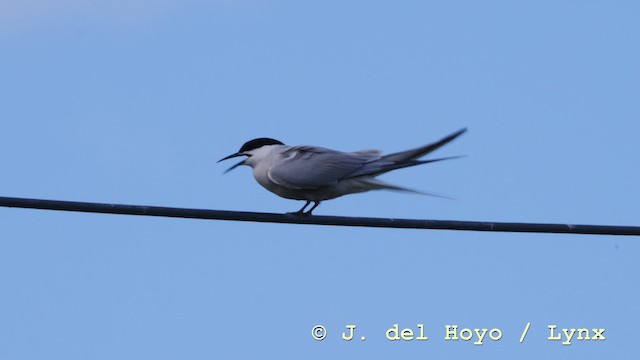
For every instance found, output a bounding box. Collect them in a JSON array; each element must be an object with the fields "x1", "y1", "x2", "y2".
[
  {"x1": 288, "y1": 200, "x2": 311, "y2": 215},
  {"x1": 304, "y1": 201, "x2": 321, "y2": 215}
]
